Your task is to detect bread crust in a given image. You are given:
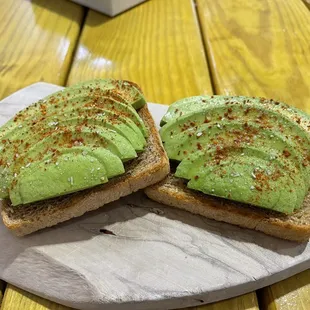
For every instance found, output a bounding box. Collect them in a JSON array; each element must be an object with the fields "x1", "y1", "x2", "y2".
[
  {"x1": 145, "y1": 175, "x2": 310, "y2": 242},
  {"x1": 1, "y1": 105, "x2": 170, "y2": 236}
]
